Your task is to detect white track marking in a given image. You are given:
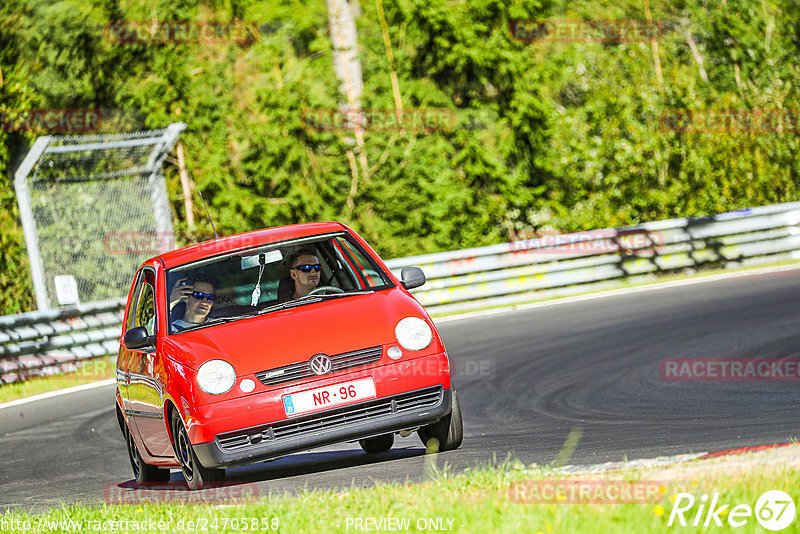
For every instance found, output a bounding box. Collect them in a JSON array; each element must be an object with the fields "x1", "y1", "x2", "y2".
[{"x1": 0, "y1": 379, "x2": 115, "y2": 410}]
